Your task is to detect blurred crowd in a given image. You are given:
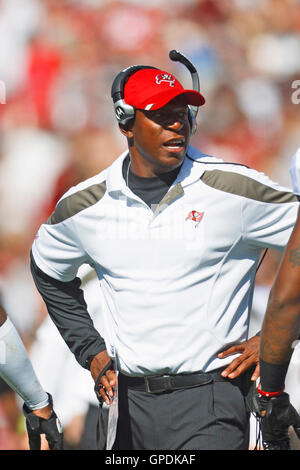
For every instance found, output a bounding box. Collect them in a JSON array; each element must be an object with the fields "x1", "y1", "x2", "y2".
[{"x1": 0, "y1": 0, "x2": 300, "y2": 450}]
